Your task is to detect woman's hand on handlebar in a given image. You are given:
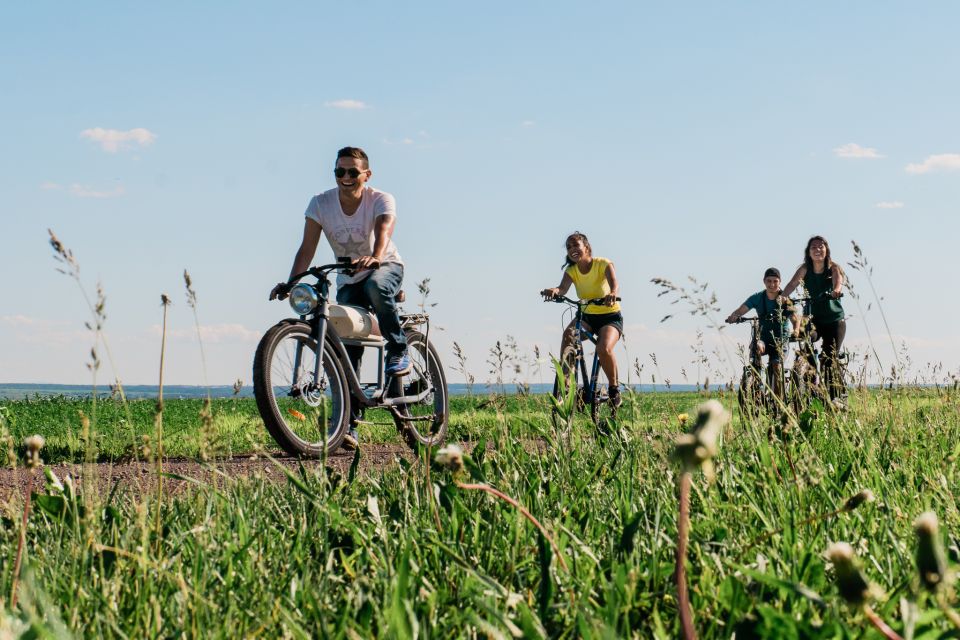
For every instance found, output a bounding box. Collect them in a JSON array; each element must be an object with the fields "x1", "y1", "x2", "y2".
[
  {"x1": 725, "y1": 314, "x2": 738, "y2": 324},
  {"x1": 540, "y1": 287, "x2": 561, "y2": 300}
]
